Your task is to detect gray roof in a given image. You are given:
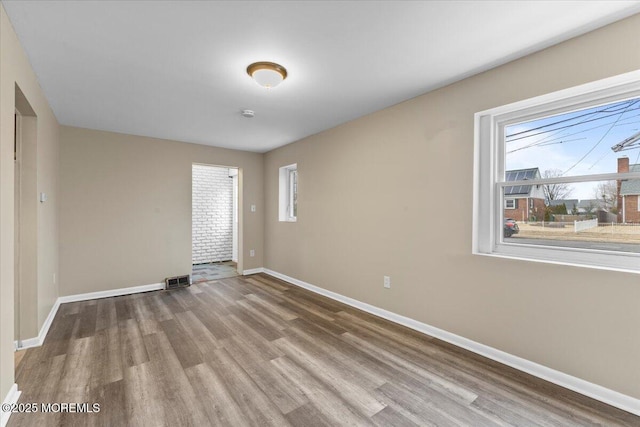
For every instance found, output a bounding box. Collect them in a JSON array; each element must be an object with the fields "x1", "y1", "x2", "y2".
[
  {"x1": 577, "y1": 199, "x2": 605, "y2": 209},
  {"x1": 504, "y1": 168, "x2": 540, "y2": 196},
  {"x1": 620, "y1": 164, "x2": 640, "y2": 195},
  {"x1": 549, "y1": 199, "x2": 578, "y2": 211}
]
